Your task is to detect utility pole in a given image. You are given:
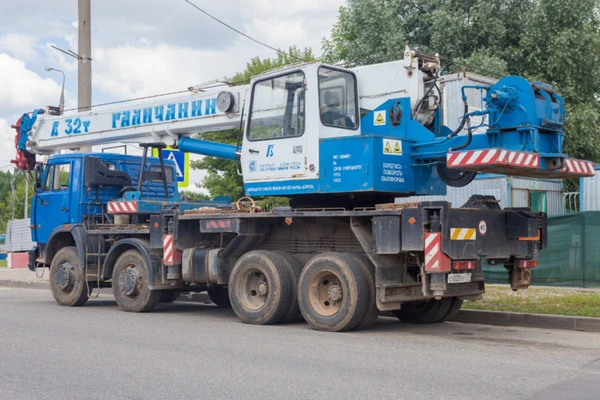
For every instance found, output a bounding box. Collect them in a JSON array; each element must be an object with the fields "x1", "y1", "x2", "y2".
[{"x1": 78, "y1": 0, "x2": 92, "y2": 152}]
